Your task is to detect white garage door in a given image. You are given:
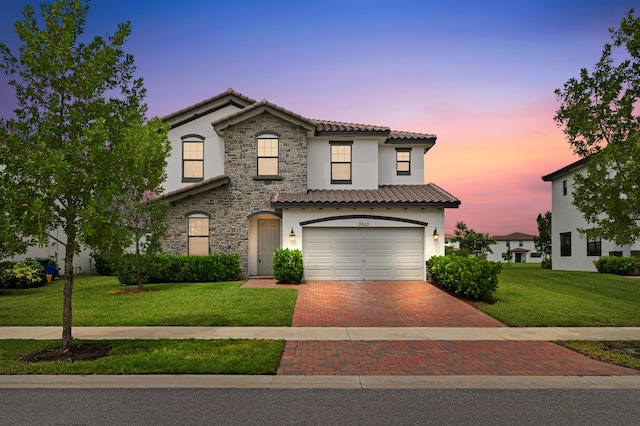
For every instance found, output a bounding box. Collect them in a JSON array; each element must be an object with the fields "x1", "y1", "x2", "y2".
[{"x1": 302, "y1": 227, "x2": 425, "y2": 280}]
